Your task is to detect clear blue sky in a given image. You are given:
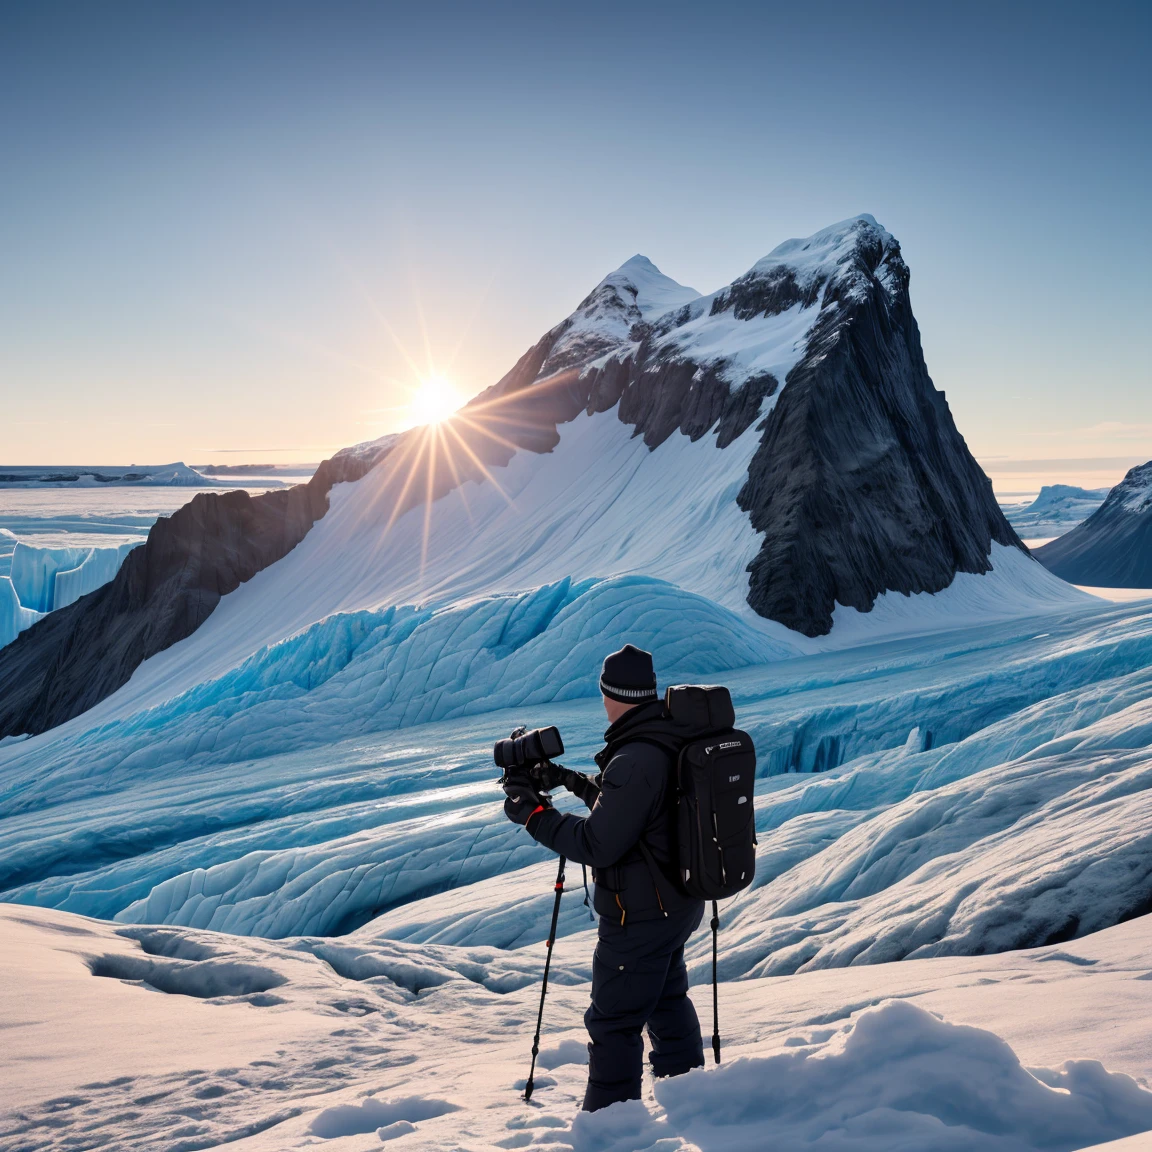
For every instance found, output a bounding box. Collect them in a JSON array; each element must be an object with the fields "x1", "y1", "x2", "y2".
[{"x1": 1, "y1": 0, "x2": 1148, "y2": 489}]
